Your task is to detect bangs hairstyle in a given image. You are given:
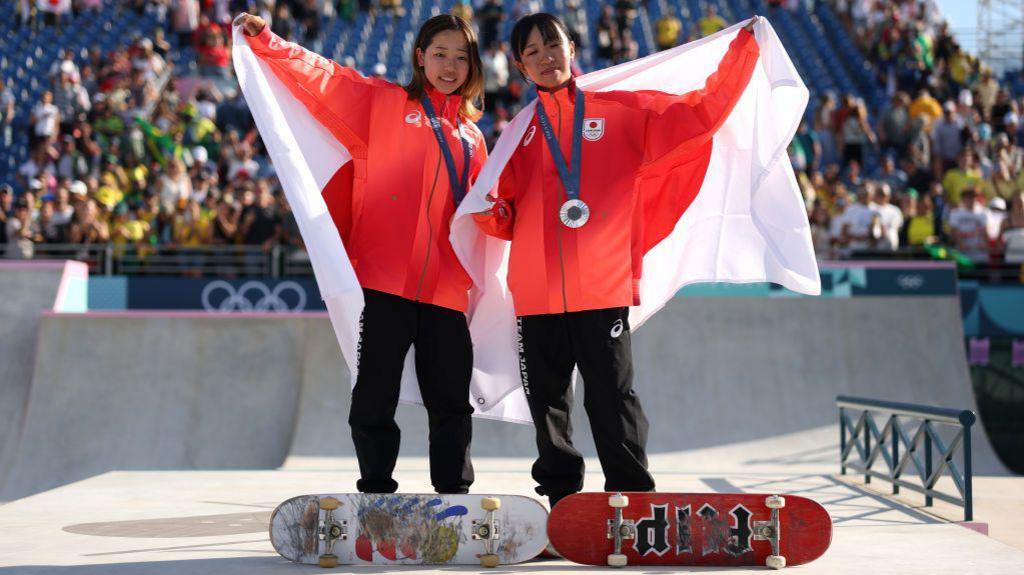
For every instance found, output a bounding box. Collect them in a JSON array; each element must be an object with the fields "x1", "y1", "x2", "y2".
[
  {"x1": 404, "y1": 14, "x2": 484, "y2": 121},
  {"x1": 510, "y1": 12, "x2": 572, "y2": 62}
]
